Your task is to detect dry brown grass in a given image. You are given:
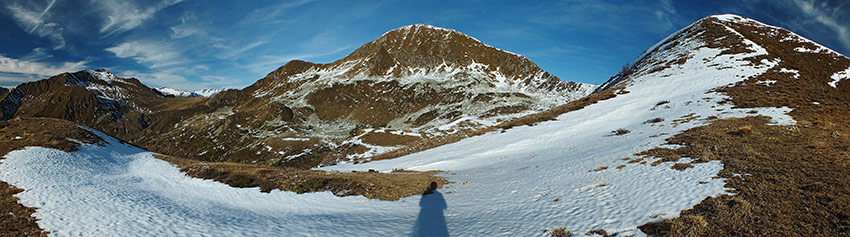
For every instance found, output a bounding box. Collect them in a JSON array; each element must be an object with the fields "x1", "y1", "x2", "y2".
[
  {"x1": 637, "y1": 112, "x2": 850, "y2": 235},
  {"x1": 611, "y1": 128, "x2": 630, "y2": 136},
  {"x1": 670, "y1": 163, "x2": 694, "y2": 171},
  {"x1": 359, "y1": 131, "x2": 421, "y2": 147},
  {"x1": 0, "y1": 117, "x2": 102, "y2": 236},
  {"x1": 632, "y1": 16, "x2": 850, "y2": 236},
  {"x1": 154, "y1": 154, "x2": 448, "y2": 201},
  {"x1": 586, "y1": 228, "x2": 610, "y2": 236},
  {"x1": 548, "y1": 226, "x2": 573, "y2": 237},
  {"x1": 639, "y1": 115, "x2": 850, "y2": 236}
]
